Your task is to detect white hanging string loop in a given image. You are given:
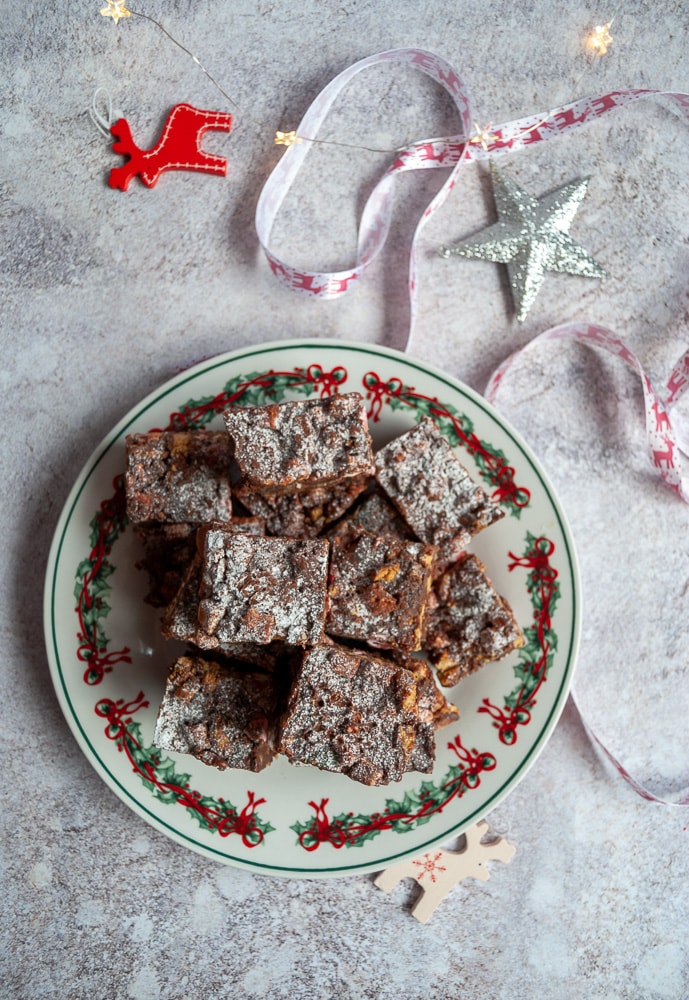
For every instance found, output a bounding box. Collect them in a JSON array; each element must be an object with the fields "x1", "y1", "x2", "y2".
[{"x1": 89, "y1": 87, "x2": 121, "y2": 139}]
